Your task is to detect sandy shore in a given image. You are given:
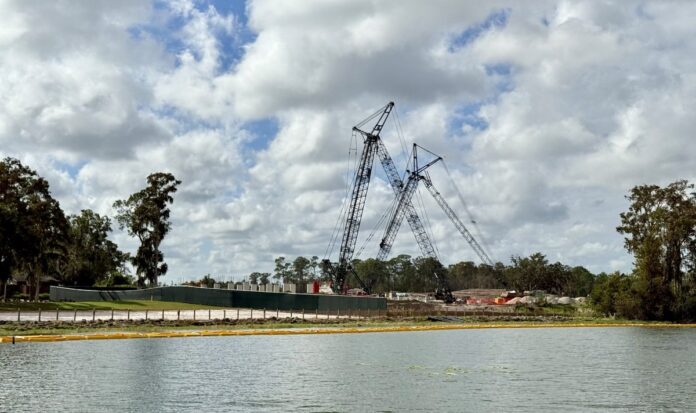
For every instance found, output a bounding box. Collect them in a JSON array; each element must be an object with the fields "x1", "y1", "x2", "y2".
[{"x1": 3, "y1": 321, "x2": 696, "y2": 344}]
